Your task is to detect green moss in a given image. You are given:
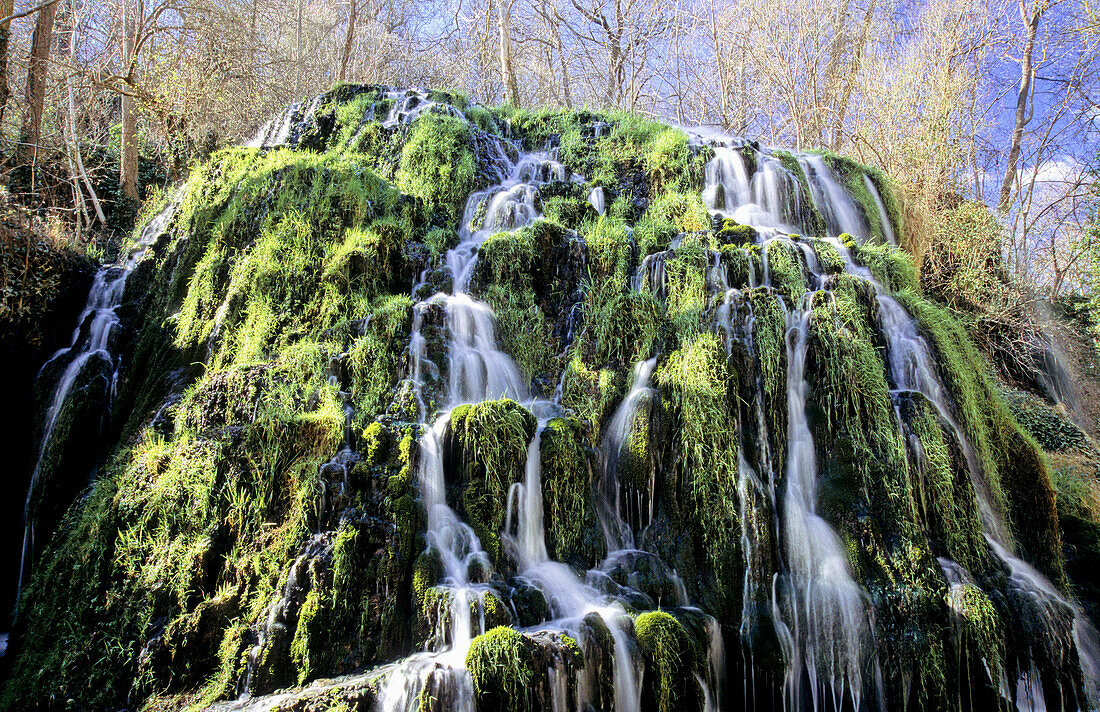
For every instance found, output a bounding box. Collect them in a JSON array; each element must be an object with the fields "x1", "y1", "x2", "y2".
[
  {"x1": 585, "y1": 215, "x2": 633, "y2": 282},
  {"x1": 481, "y1": 285, "x2": 557, "y2": 383},
  {"x1": 363, "y1": 422, "x2": 389, "y2": 466},
  {"x1": 396, "y1": 114, "x2": 477, "y2": 223},
  {"x1": 448, "y1": 400, "x2": 536, "y2": 563},
  {"x1": 290, "y1": 586, "x2": 326, "y2": 684},
  {"x1": 946, "y1": 583, "x2": 1002, "y2": 673},
  {"x1": 477, "y1": 591, "x2": 512, "y2": 630},
  {"x1": 661, "y1": 237, "x2": 710, "y2": 343},
  {"x1": 865, "y1": 166, "x2": 904, "y2": 242},
  {"x1": 582, "y1": 279, "x2": 661, "y2": 369},
  {"x1": 850, "y1": 240, "x2": 918, "y2": 294},
  {"x1": 634, "y1": 611, "x2": 697, "y2": 712},
  {"x1": 560, "y1": 355, "x2": 624, "y2": 434},
  {"x1": 645, "y1": 128, "x2": 693, "y2": 193},
  {"x1": 413, "y1": 548, "x2": 444, "y2": 608},
  {"x1": 655, "y1": 332, "x2": 740, "y2": 614},
  {"x1": 348, "y1": 295, "x2": 414, "y2": 428},
  {"x1": 748, "y1": 288, "x2": 788, "y2": 462},
  {"x1": 720, "y1": 243, "x2": 761, "y2": 289},
  {"x1": 899, "y1": 393, "x2": 989, "y2": 573},
  {"x1": 634, "y1": 213, "x2": 679, "y2": 257},
  {"x1": 540, "y1": 418, "x2": 597, "y2": 562},
  {"x1": 807, "y1": 275, "x2": 914, "y2": 533},
  {"x1": 646, "y1": 190, "x2": 711, "y2": 234},
  {"x1": 324, "y1": 219, "x2": 410, "y2": 296},
  {"x1": 809, "y1": 237, "x2": 844, "y2": 274},
  {"x1": 478, "y1": 227, "x2": 535, "y2": 290},
  {"x1": 772, "y1": 150, "x2": 825, "y2": 235},
  {"x1": 717, "y1": 219, "x2": 757, "y2": 245},
  {"x1": 465, "y1": 627, "x2": 538, "y2": 711},
  {"x1": 764, "y1": 240, "x2": 808, "y2": 305},
  {"x1": 541, "y1": 194, "x2": 595, "y2": 229}
]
